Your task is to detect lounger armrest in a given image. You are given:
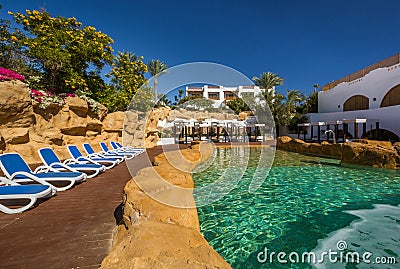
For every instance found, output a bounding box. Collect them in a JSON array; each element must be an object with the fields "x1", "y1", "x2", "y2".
[
  {"x1": 50, "y1": 162, "x2": 78, "y2": 172},
  {"x1": 33, "y1": 165, "x2": 59, "y2": 174},
  {"x1": 9, "y1": 171, "x2": 53, "y2": 187},
  {"x1": 33, "y1": 165, "x2": 50, "y2": 174},
  {"x1": 87, "y1": 153, "x2": 103, "y2": 158},
  {"x1": 63, "y1": 159, "x2": 84, "y2": 165},
  {"x1": 0, "y1": 176, "x2": 19, "y2": 186},
  {"x1": 63, "y1": 158, "x2": 80, "y2": 165},
  {"x1": 77, "y1": 156, "x2": 100, "y2": 165}
]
